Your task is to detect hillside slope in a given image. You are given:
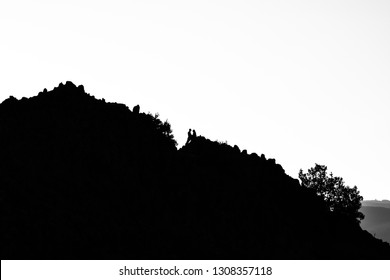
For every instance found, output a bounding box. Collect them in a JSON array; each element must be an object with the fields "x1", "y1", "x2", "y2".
[
  {"x1": 1, "y1": 82, "x2": 389, "y2": 259},
  {"x1": 360, "y1": 206, "x2": 390, "y2": 244}
]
